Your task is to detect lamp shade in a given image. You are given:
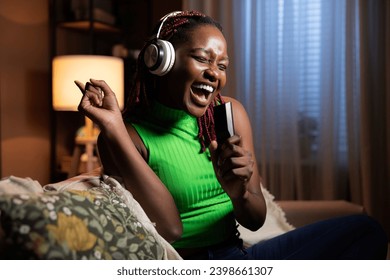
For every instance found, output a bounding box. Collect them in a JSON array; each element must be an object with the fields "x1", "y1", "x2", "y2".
[{"x1": 52, "y1": 55, "x2": 124, "y2": 111}]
